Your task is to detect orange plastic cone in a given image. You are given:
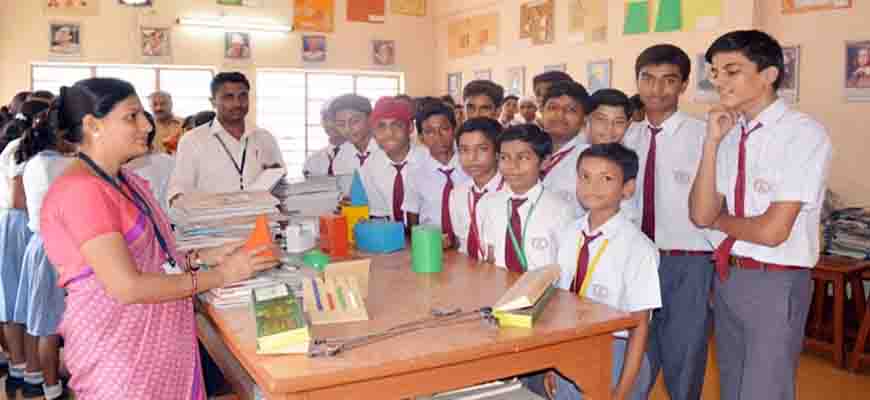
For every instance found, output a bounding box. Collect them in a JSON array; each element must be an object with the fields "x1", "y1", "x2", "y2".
[{"x1": 244, "y1": 215, "x2": 276, "y2": 257}]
